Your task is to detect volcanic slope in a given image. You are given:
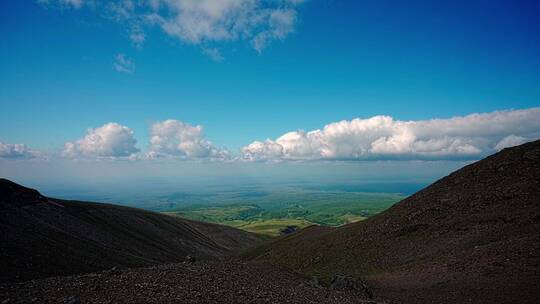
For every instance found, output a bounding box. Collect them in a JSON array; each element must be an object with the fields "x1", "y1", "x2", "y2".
[
  {"x1": 242, "y1": 140, "x2": 540, "y2": 304},
  {"x1": 0, "y1": 179, "x2": 262, "y2": 283},
  {"x1": 0, "y1": 262, "x2": 379, "y2": 304}
]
